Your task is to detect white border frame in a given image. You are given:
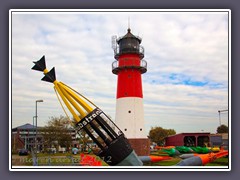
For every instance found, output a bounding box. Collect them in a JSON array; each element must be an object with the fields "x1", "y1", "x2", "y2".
[{"x1": 9, "y1": 9, "x2": 231, "y2": 171}]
